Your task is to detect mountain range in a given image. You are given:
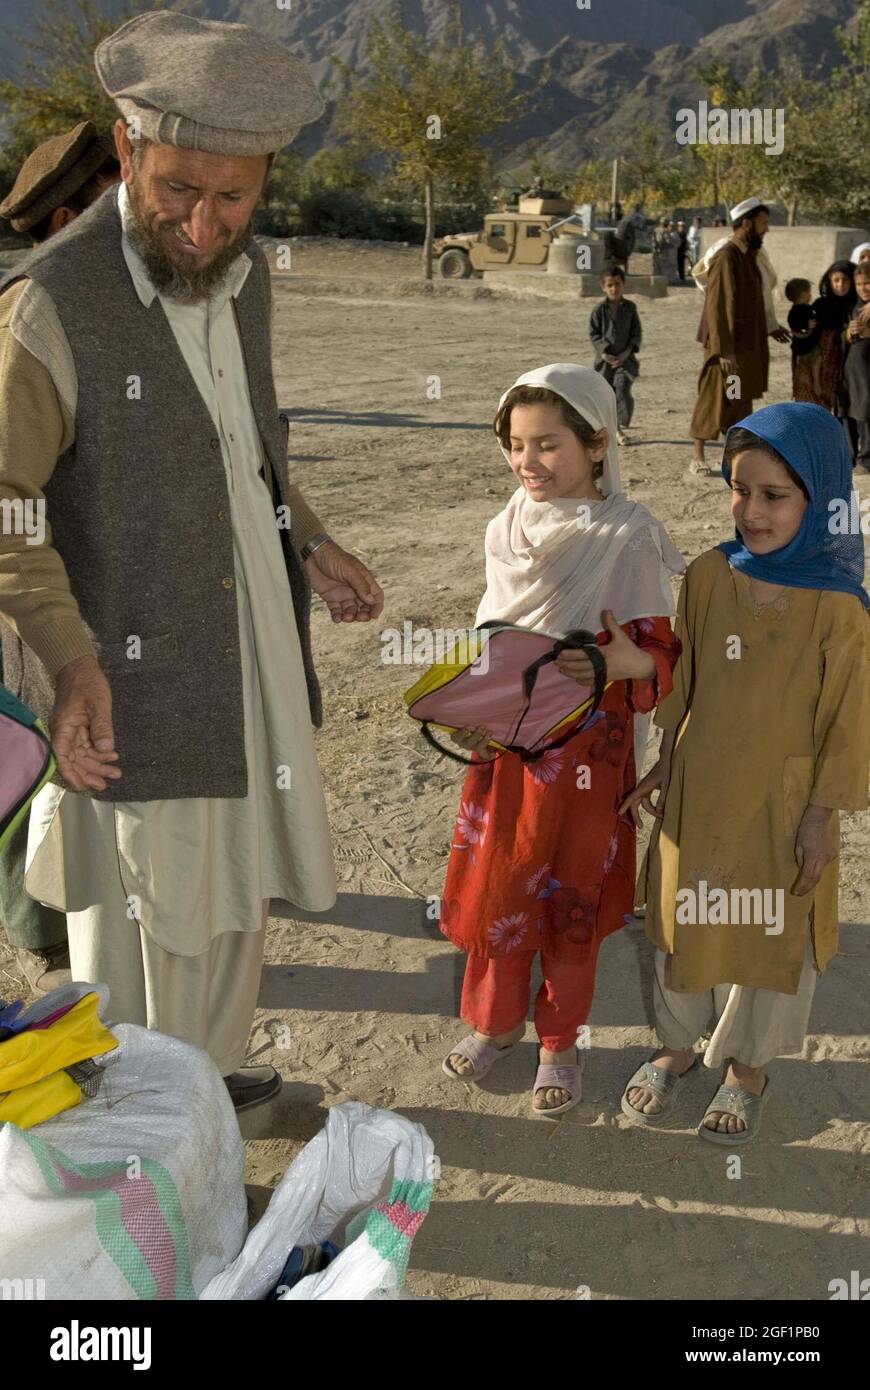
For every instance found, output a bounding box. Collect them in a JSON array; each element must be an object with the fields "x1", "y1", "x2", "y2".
[{"x1": 0, "y1": 0, "x2": 862, "y2": 173}]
